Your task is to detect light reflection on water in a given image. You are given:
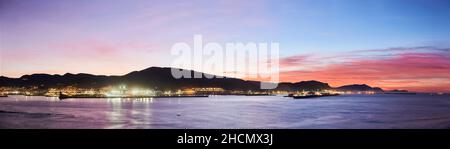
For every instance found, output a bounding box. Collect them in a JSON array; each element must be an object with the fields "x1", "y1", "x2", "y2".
[{"x1": 0, "y1": 94, "x2": 450, "y2": 129}]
